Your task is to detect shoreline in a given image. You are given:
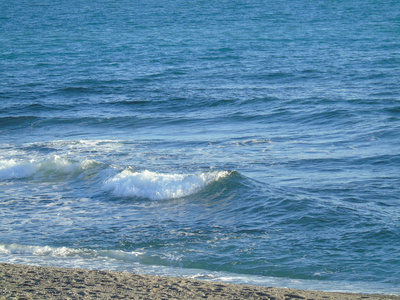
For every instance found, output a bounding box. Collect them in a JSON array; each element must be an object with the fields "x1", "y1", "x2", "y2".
[{"x1": 1, "y1": 263, "x2": 399, "y2": 299}]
